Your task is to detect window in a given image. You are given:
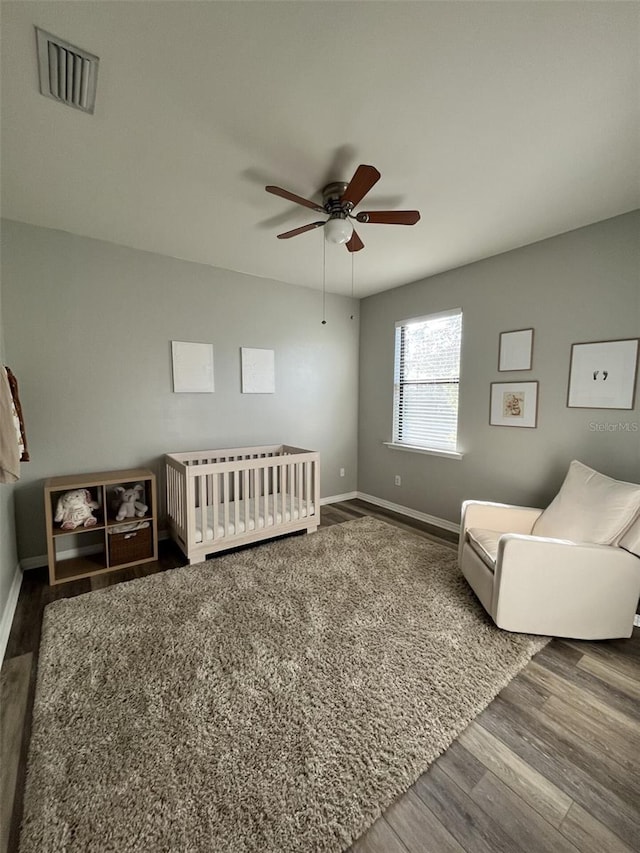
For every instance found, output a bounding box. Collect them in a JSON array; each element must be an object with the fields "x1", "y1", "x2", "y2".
[{"x1": 392, "y1": 308, "x2": 462, "y2": 454}]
